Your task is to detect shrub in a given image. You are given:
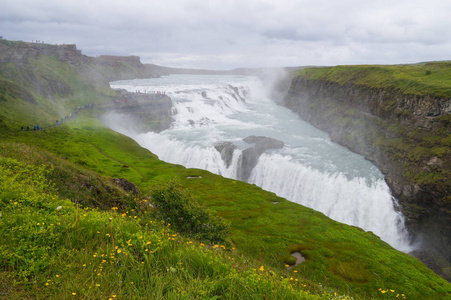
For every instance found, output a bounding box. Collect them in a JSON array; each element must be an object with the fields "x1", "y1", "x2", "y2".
[{"x1": 150, "y1": 181, "x2": 230, "y2": 243}]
